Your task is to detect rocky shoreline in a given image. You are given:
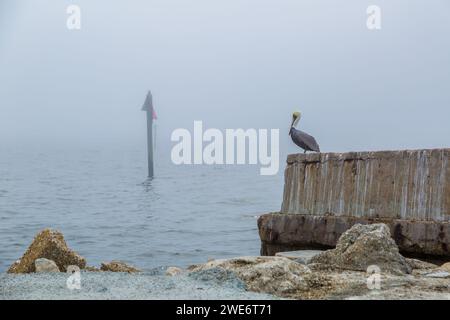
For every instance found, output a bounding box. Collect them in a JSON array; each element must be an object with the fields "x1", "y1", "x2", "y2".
[{"x1": 1, "y1": 225, "x2": 450, "y2": 300}]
